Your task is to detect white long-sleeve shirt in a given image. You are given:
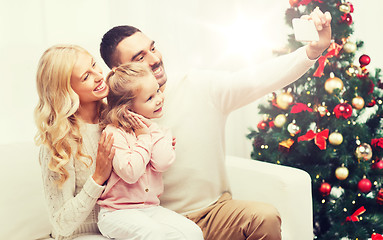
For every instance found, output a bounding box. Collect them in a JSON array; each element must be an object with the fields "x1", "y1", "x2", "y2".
[
  {"x1": 157, "y1": 46, "x2": 317, "y2": 214},
  {"x1": 39, "y1": 123, "x2": 105, "y2": 240}
]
